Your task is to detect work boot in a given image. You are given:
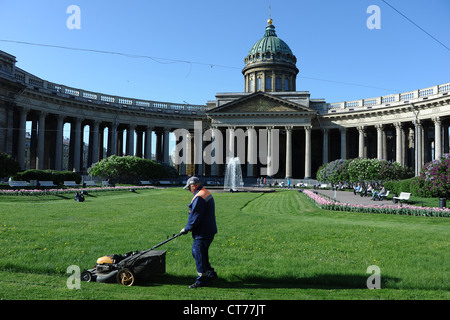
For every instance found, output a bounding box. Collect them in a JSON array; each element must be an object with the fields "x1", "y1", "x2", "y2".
[
  {"x1": 207, "y1": 270, "x2": 218, "y2": 281},
  {"x1": 189, "y1": 281, "x2": 206, "y2": 289}
]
